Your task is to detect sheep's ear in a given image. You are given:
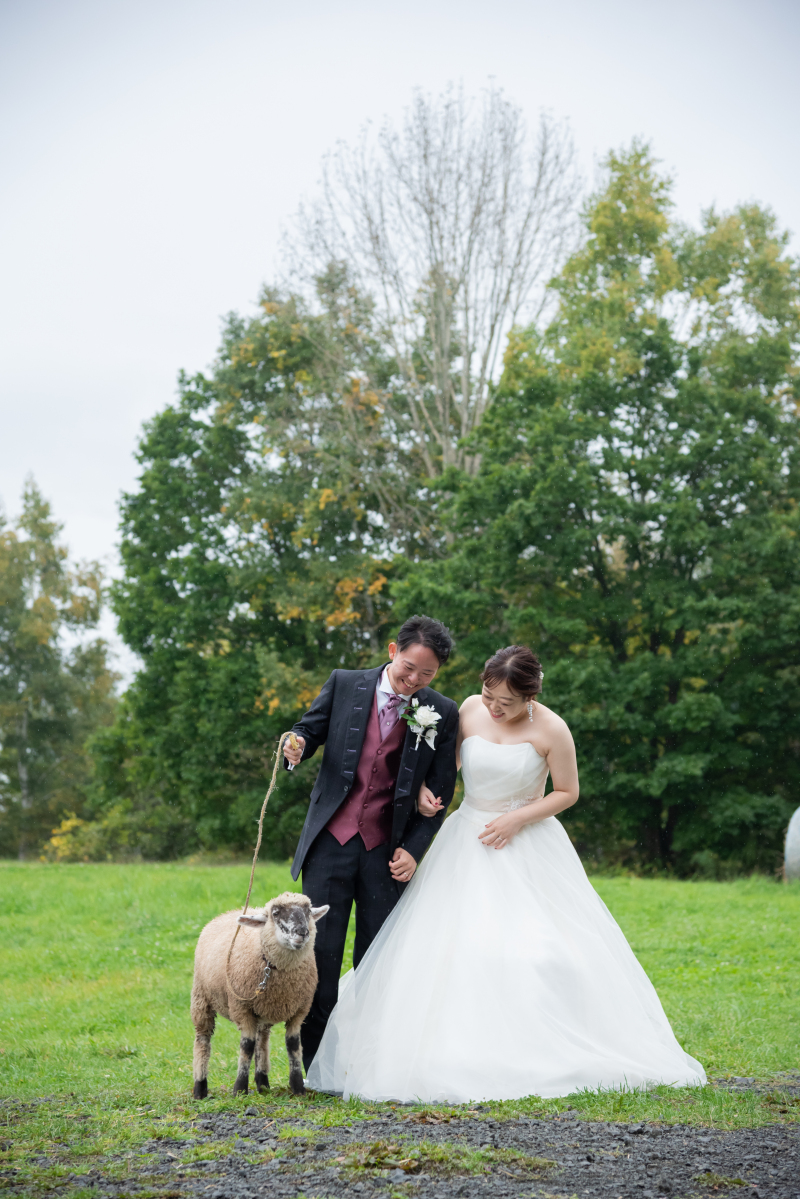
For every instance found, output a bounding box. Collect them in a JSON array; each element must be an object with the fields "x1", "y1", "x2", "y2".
[
  {"x1": 310, "y1": 905, "x2": 330, "y2": 922},
  {"x1": 238, "y1": 911, "x2": 268, "y2": 927}
]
